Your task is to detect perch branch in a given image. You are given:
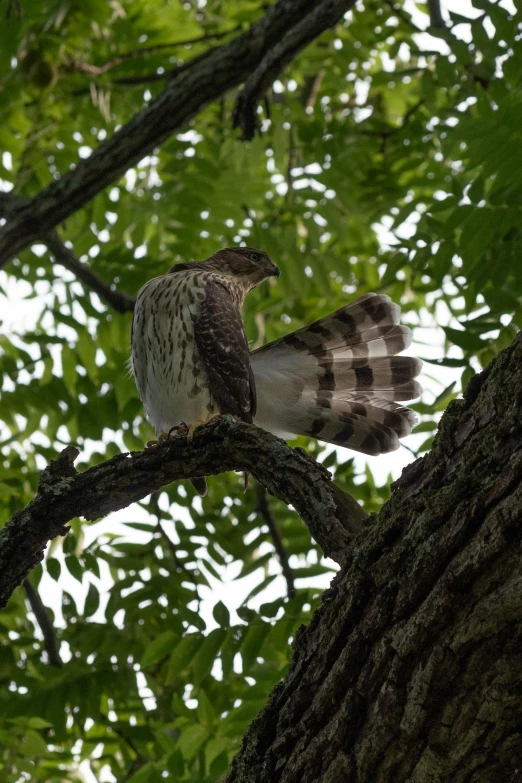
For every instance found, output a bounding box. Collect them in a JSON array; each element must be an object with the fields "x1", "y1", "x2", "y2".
[{"x1": 0, "y1": 419, "x2": 363, "y2": 611}]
